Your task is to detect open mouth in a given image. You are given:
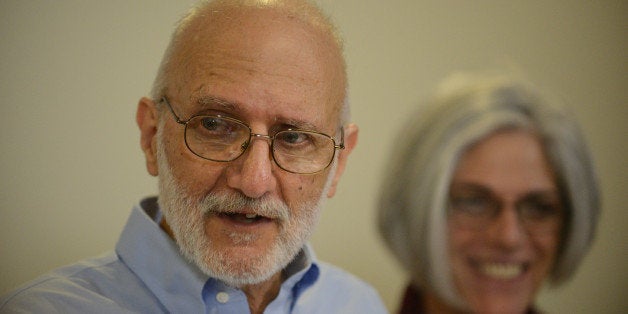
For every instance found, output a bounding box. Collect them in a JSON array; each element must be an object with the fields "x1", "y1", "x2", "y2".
[{"x1": 219, "y1": 212, "x2": 272, "y2": 224}]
